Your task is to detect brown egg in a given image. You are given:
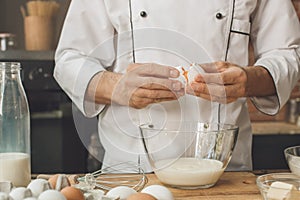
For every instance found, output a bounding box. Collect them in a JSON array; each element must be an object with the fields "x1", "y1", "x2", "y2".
[
  {"x1": 61, "y1": 186, "x2": 85, "y2": 200},
  {"x1": 48, "y1": 174, "x2": 70, "y2": 190},
  {"x1": 48, "y1": 174, "x2": 60, "y2": 189},
  {"x1": 127, "y1": 192, "x2": 157, "y2": 200}
]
